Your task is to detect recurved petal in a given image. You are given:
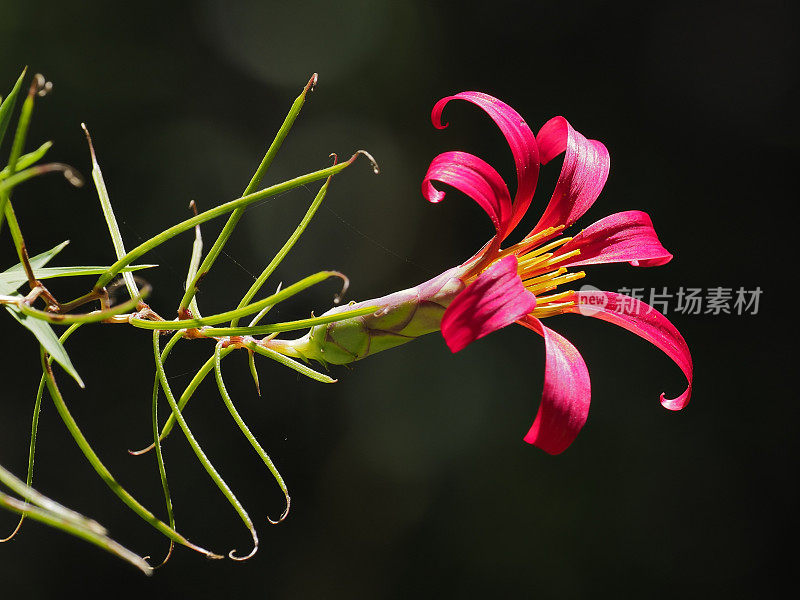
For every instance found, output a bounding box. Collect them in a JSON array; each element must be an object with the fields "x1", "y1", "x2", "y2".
[
  {"x1": 530, "y1": 116, "x2": 610, "y2": 236},
  {"x1": 551, "y1": 210, "x2": 673, "y2": 268},
  {"x1": 432, "y1": 92, "x2": 539, "y2": 237},
  {"x1": 518, "y1": 316, "x2": 591, "y2": 455},
  {"x1": 422, "y1": 151, "x2": 513, "y2": 237},
  {"x1": 567, "y1": 291, "x2": 692, "y2": 410},
  {"x1": 441, "y1": 255, "x2": 536, "y2": 353}
]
